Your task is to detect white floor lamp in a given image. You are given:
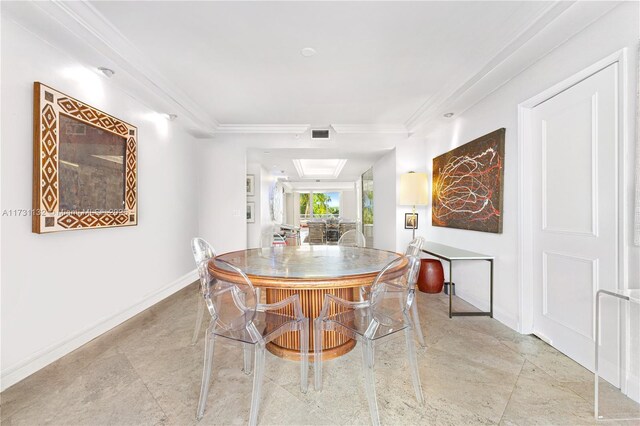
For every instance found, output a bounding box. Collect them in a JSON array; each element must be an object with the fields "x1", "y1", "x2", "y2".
[{"x1": 400, "y1": 171, "x2": 429, "y2": 239}]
